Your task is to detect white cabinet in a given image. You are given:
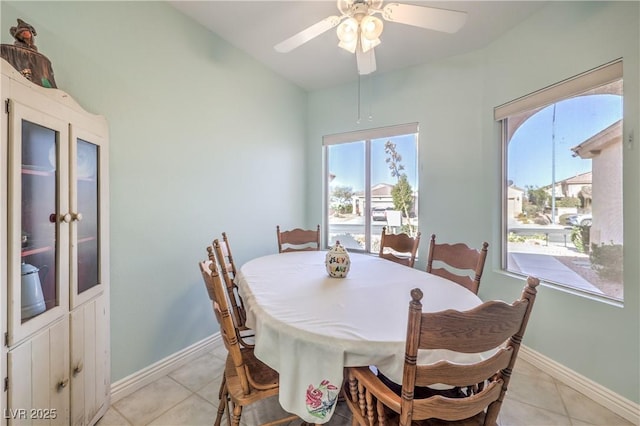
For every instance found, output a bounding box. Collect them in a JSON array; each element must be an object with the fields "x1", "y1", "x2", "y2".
[
  {"x1": 1, "y1": 58, "x2": 110, "y2": 426},
  {"x1": 7, "y1": 319, "x2": 70, "y2": 425},
  {"x1": 70, "y1": 298, "x2": 108, "y2": 426}
]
